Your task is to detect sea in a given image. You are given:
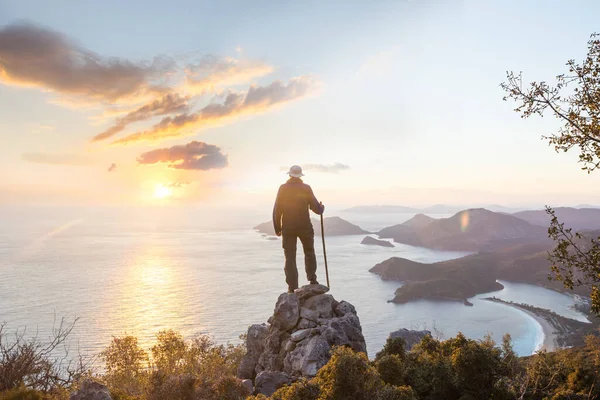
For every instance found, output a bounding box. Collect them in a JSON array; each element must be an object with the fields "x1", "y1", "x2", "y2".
[{"x1": 0, "y1": 205, "x2": 590, "y2": 363}]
